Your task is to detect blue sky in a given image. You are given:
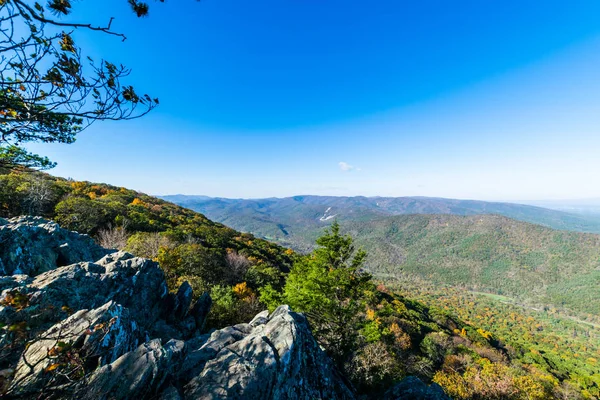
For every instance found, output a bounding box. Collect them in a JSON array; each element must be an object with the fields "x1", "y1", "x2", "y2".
[{"x1": 26, "y1": 0, "x2": 600, "y2": 200}]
